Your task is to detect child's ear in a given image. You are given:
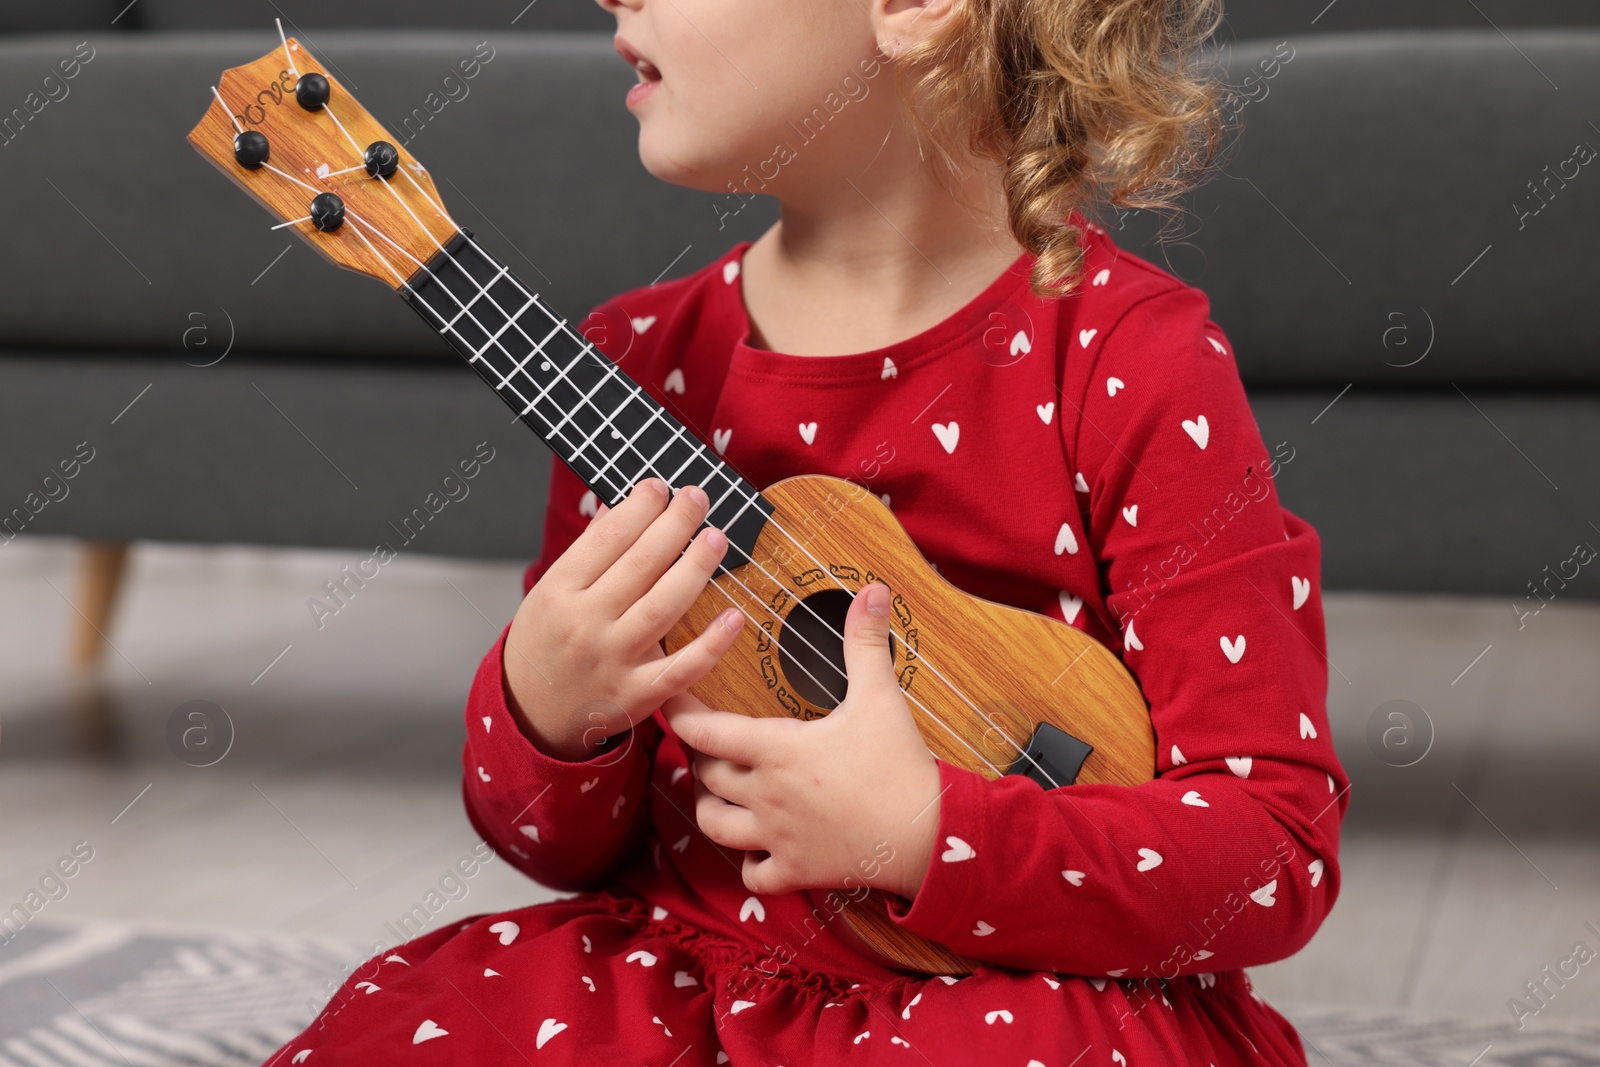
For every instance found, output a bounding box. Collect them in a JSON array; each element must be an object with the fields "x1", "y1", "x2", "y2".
[{"x1": 870, "y1": 0, "x2": 964, "y2": 60}]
